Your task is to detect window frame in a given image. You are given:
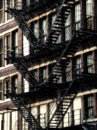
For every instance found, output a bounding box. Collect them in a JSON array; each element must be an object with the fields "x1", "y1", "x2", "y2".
[
  {"x1": 12, "y1": 30, "x2": 18, "y2": 56},
  {"x1": 4, "y1": 78, "x2": 10, "y2": 98},
  {"x1": 75, "y1": 56, "x2": 82, "y2": 75},
  {"x1": 0, "y1": 82, "x2": 3, "y2": 100},
  {"x1": 75, "y1": 2, "x2": 81, "y2": 30},
  {"x1": 0, "y1": 38, "x2": 3, "y2": 67},
  {"x1": 84, "y1": 94, "x2": 94, "y2": 119},
  {"x1": 40, "y1": 17, "x2": 48, "y2": 43},
  {"x1": 0, "y1": 0, "x2": 4, "y2": 24},
  {"x1": 86, "y1": 0, "x2": 93, "y2": 29},
  {"x1": 11, "y1": 75, "x2": 18, "y2": 93},
  {"x1": 5, "y1": 34, "x2": 11, "y2": 65}
]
